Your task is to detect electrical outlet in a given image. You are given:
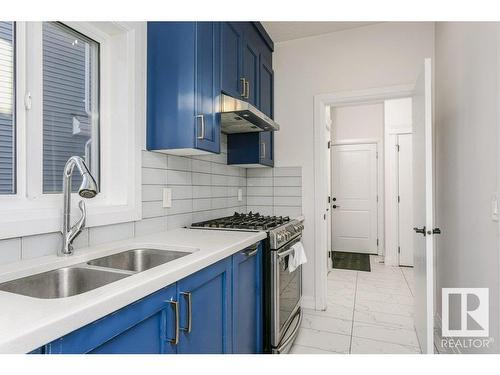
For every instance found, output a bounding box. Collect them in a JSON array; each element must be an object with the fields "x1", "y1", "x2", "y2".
[
  {"x1": 163, "y1": 188, "x2": 172, "y2": 208},
  {"x1": 492, "y1": 194, "x2": 498, "y2": 222},
  {"x1": 237, "y1": 188, "x2": 243, "y2": 202}
]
